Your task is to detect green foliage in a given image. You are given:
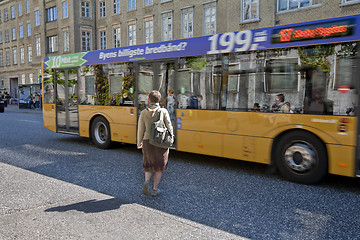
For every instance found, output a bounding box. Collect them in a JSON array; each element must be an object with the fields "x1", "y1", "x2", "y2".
[
  {"x1": 43, "y1": 69, "x2": 78, "y2": 87},
  {"x1": 115, "y1": 93, "x2": 122, "y2": 105},
  {"x1": 298, "y1": 45, "x2": 335, "y2": 72},
  {"x1": 121, "y1": 74, "x2": 135, "y2": 99},
  {"x1": 187, "y1": 57, "x2": 206, "y2": 71},
  {"x1": 93, "y1": 65, "x2": 110, "y2": 105}
]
